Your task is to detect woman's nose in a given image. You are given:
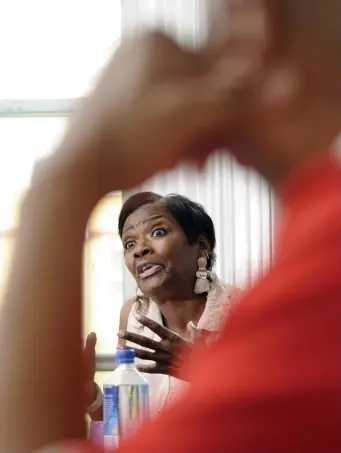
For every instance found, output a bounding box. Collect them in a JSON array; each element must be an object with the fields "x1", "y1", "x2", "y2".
[{"x1": 133, "y1": 246, "x2": 151, "y2": 259}]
